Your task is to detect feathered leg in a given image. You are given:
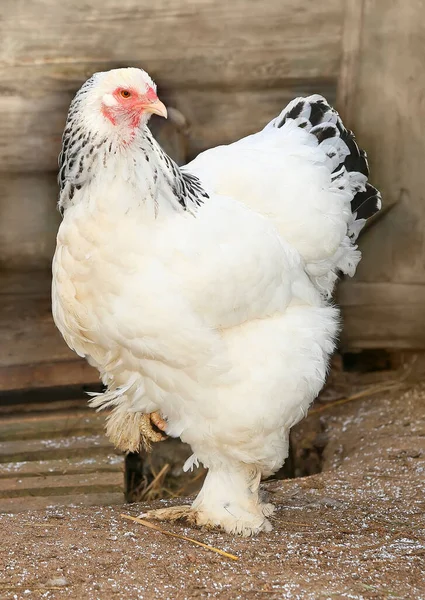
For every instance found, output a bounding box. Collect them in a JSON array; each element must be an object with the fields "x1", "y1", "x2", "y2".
[
  {"x1": 105, "y1": 409, "x2": 168, "y2": 452},
  {"x1": 144, "y1": 462, "x2": 274, "y2": 536}
]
